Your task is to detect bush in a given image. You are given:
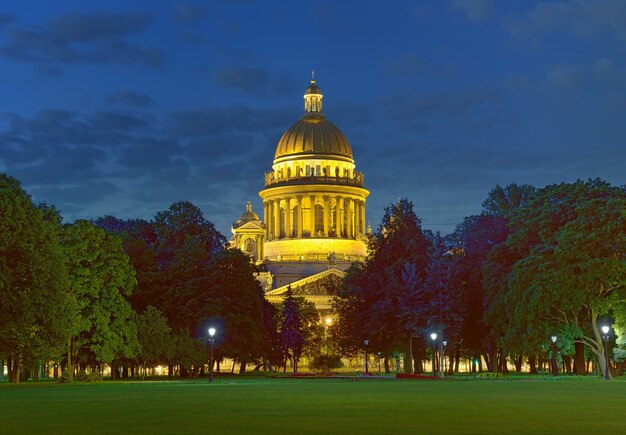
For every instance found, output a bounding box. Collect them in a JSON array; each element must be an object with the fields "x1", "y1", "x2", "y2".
[
  {"x1": 308, "y1": 355, "x2": 343, "y2": 373},
  {"x1": 58, "y1": 370, "x2": 102, "y2": 383}
]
